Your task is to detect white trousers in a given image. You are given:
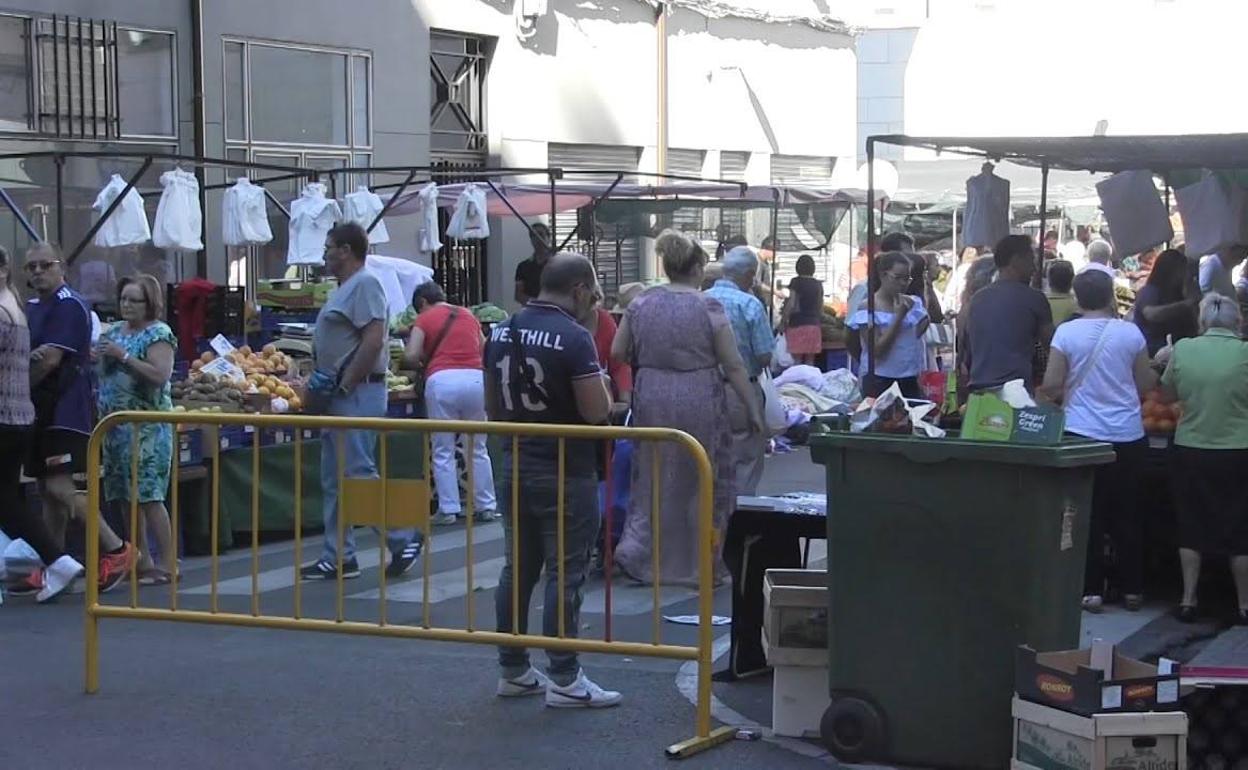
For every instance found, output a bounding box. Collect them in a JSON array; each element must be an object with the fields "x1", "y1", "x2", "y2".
[{"x1": 425, "y1": 368, "x2": 497, "y2": 515}]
